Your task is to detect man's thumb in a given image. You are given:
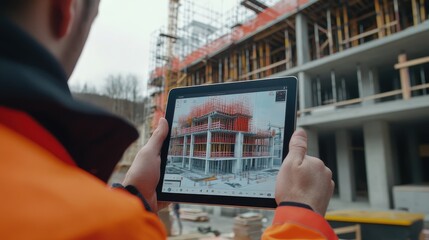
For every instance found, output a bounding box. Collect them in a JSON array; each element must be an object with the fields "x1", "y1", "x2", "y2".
[
  {"x1": 287, "y1": 128, "x2": 307, "y2": 165},
  {"x1": 146, "y1": 118, "x2": 169, "y2": 152}
]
